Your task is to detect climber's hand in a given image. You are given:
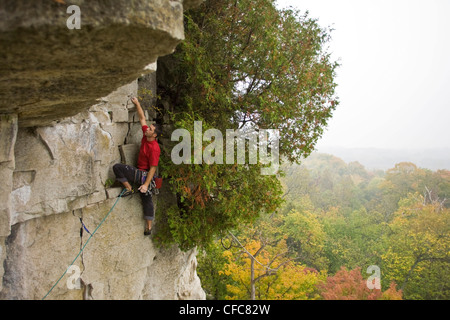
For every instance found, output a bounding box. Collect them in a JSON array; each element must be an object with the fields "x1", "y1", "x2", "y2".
[
  {"x1": 138, "y1": 185, "x2": 148, "y2": 194},
  {"x1": 131, "y1": 97, "x2": 140, "y2": 105}
]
